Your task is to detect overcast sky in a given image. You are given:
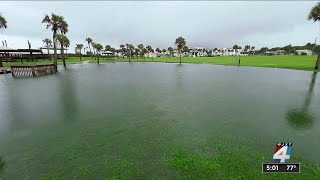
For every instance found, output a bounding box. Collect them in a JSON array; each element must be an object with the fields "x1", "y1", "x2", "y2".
[{"x1": 0, "y1": 1, "x2": 319, "y2": 53}]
